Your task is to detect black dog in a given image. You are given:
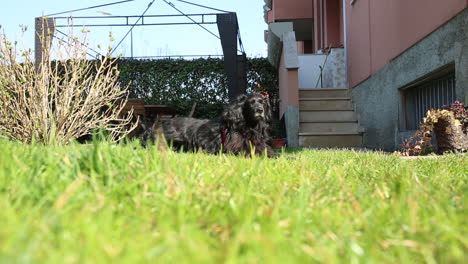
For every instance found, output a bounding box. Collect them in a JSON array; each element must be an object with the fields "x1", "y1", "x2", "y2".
[{"x1": 157, "y1": 93, "x2": 277, "y2": 157}]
